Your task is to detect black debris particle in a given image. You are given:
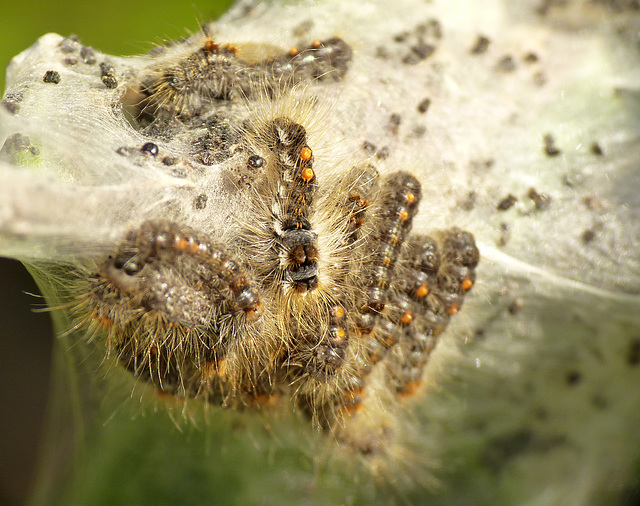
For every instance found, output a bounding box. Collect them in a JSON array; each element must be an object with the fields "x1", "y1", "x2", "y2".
[
  {"x1": 80, "y1": 46, "x2": 97, "y2": 65},
  {"x1": 59, "y1": 35, "x2": 80, "y2": 53},
  {"x1": 193, "y1": 193, "x2": 208, "y2": 210},
  {"x1": 412, "y1": 125, "x2": 426, "y2": 137},
  {"x1": 496, "y1": 55, "x2": 517, "y2": 72},
  {"x1": 499, "y1": 222, "x2": 510, "y2": 245},
  {"x1": 509, "y1": 298, "x2": 524, "y2": 315},
  {"x1": 394, "y1": 31, "x2": 410, "y2": 43},
  {"x1": 388, "y1": 113, "x2": 402, "y2": 135},
  {"x1": 375, "y1": 46, "x2": 390, "y2": 59},
  {"x1": 140, "y1": 142, "x2": 159, "y2": 156},
  {"x1": 100, "y1": 61, "x2": 118, "y2": 89},
  {"x1": 523, "y1": 52, "x2": 539, "y2": 63},
  {"x1": 583, "y1": 195, "x2": 607, "y2": 210},
  {"x1": 363, "y1": 140, "x2": 377, "y2": 154},
  {"x1": 533, "y1": 71, "x2": 547, "y2": 87},
  {"x1": 581, "y1": 228, "x2": 596, "y2": 244},
  {"x1": 471, "y1": 35, "x2": 490, "y2": 54},
  {"x1": 543, "y1": 134, "x2": 561, "y2": 156},
  {"x1": 528, "y1": 187, "x2": 551, "y2": 210},
  {"x1": 591, "y1": 142, "x2": 604, "y2": 156},
  {"x1": 417, "y1": 97, "x2": 431, "y2": 114},
  {"x1": 394, "y1": 21, "x2": 440, "y2": 65},
  {"x1": 10, "y1": 134, "x2": 29, "y2": 151},
  {"x1": 566, "y1": 370, "x2": 582, "y2": 386},
  {"x1": 403, "y1": 41, "x2": 436, "y2": 64},
  {"x1": 0, "y1": 133, "x2": 39, "y2": 163},
  {"x1": 43, "y1": 70, "x2": 61, "y2": 84},
  {"x1": 172, "y1": 167, "x2": 187, "y2": 178},
  {"x1": 162, "y1": 156, "x2": 178, "y2": 166},
  {"x1": 628, "y1": 338, "x2": 640, "y2": 367},
  {"x1": 2, "y1": 92, "x2": 22, "y2": 114},
  {"x1": 102, "y1": 75, "x2": 118, "y2": 89},
  {"x1": 376, "y1": 146, "x2": 390, "y2": 160},
  {"x1": 497, "y1": 194, "x2": 517, "y2": 211},
  {"x1": 460, "y1": 191, "x2": 477, "y2": 211},
  {"x1": 100, "y1": 61, "x2": 115, "y2": 77},
  {"x1": 116, "y1": 146, "x2": 137, "y2": 157}
]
